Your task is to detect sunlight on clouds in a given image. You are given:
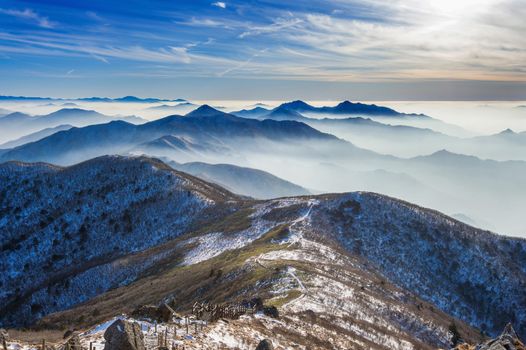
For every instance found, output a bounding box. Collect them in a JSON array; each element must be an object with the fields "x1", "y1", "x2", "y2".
[{"x1": 0, "y1": 0, "x2": 524, "y2": 95}]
